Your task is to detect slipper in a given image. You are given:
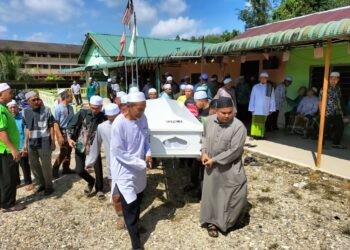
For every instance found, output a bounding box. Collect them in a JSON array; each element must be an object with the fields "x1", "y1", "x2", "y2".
[
  {"x1": 2, "y1": 203, "x2": 26, "y2": 213},
  {"x1": 207, "y1": 224, "x2": 219, "y2": 238}
]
